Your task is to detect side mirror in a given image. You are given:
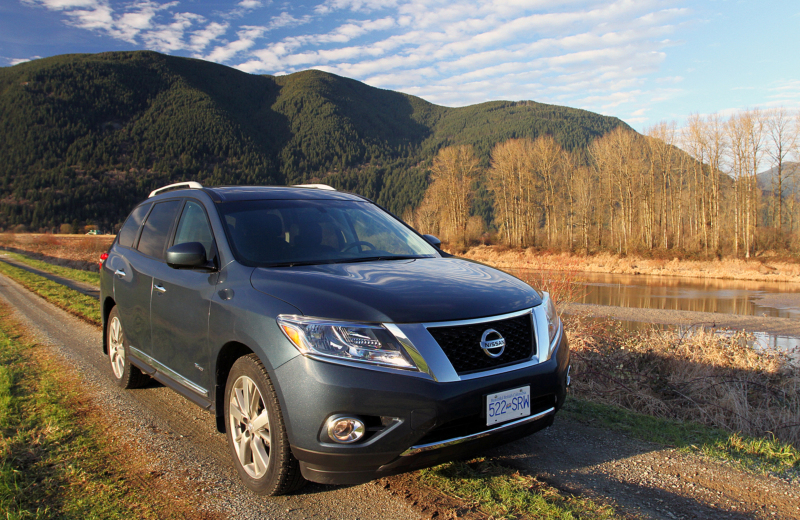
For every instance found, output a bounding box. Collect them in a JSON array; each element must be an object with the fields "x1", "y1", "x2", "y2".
[
  {"x1": 166, "y1": 242, "x2": 207, "y2": 269},
  {"x1": 422, "y1": 234, "x2": 441, "y2": 248}
]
